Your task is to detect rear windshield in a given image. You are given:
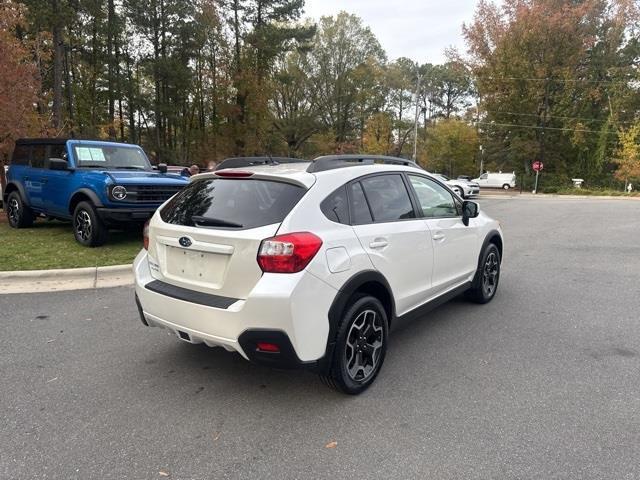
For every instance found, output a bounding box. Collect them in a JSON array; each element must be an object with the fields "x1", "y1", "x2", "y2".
[{"x1": 160, "y1": 178, "x2": 306, "y2": 229}]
